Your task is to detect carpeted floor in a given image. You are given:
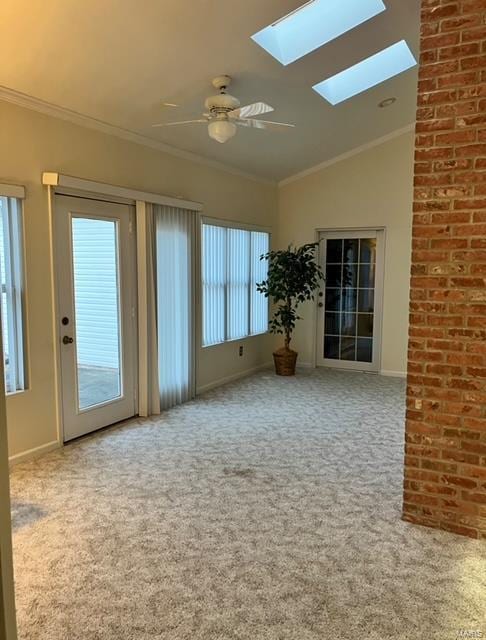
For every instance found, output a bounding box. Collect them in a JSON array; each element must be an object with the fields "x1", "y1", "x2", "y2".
[{"x1": 9, "y1": 368, "x2": 486, "y2": 640}]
